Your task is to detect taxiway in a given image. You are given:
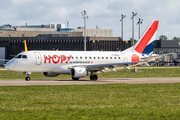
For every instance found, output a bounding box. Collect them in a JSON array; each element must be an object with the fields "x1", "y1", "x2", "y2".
[{"x1": 0, "y1": 77, "x2": 180, "y2": 86}]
